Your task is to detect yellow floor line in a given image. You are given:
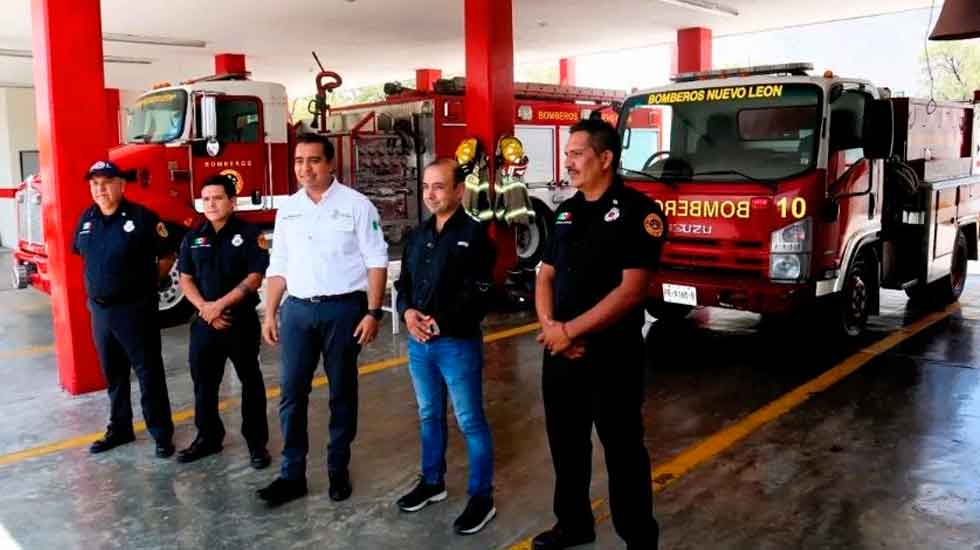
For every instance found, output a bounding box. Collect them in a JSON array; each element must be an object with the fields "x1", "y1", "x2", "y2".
[
  {"x1": 0, "y1": 344, "x2": 54, "y2": 361},
  {"x1": 0, "y1": 322, "x2": 541, "y2": 468},
  {"x1": 507, "y1": 304, "x2": 959, "y2": 549}
]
